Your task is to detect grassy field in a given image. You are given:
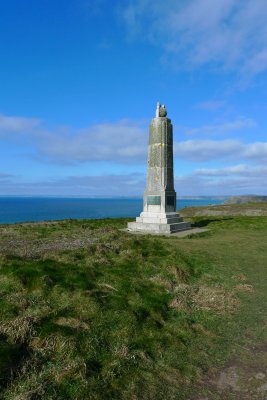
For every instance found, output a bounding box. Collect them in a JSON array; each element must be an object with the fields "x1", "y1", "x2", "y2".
[
  {"x1": 0, "y1": 213, "x2": 267, "y2": 399},
  {"x1": 180, "y1": 202, "x2": 267, "y2": 217}
]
